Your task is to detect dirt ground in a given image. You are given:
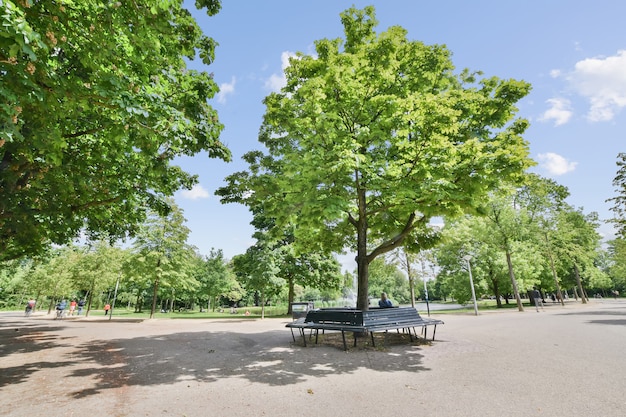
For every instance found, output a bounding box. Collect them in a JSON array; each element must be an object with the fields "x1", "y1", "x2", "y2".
[{"x1": 1, "y1": 299, "x2": 626, "y2": 417}]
